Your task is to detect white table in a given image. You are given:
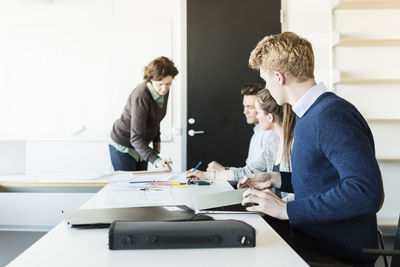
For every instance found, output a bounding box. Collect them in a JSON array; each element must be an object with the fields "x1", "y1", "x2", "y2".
[{"x1": 8, "y1": 180, "x2": 308, "y2": 267}]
